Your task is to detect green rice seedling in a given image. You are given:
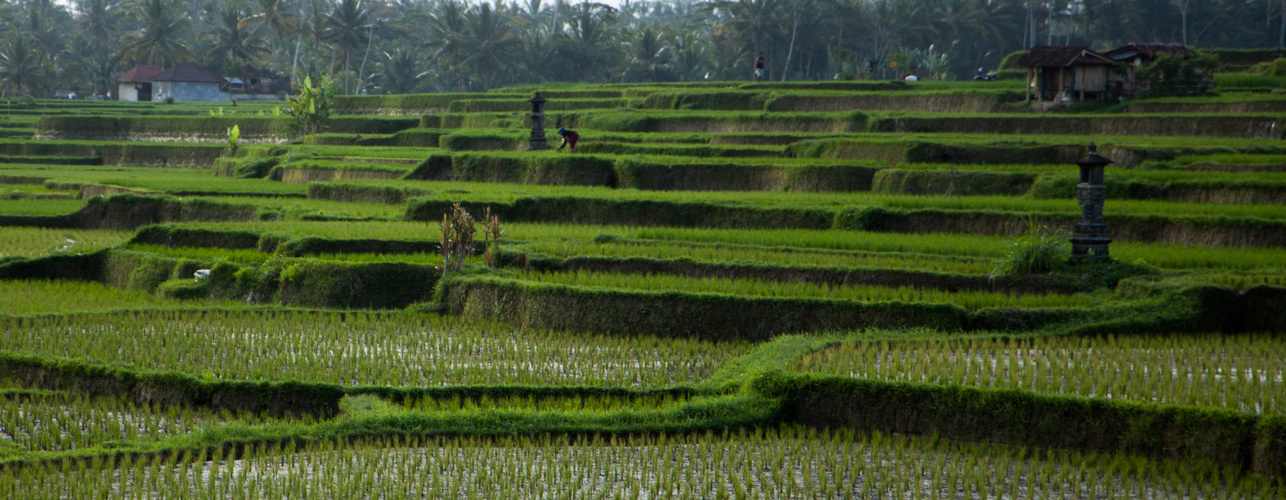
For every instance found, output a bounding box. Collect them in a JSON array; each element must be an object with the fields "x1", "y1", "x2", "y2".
[
  {"x1": 2, "y1": 425, "x2": 1269, "y2": 498},
  {"x1": 1216, "y1": 72, "x2": 1286, "y2": 89},
  {"x1": 0, "y1": 280, "x2": 249, "y2": 316},
  {"x1": 521, "y1": 238, "x2": 998, "y2": 274},
  {"x1": 0, "y1": 165, "x2": 305, "y2": 196},
  {"x1": 519, "y1": 269, "x2": 1114, "y2": 310},
  {"x1": 0, "y1": 311, "x2": 747, "y2": 387},
  {"x1": 1198, "y1": 271, "x2": 1286, "y2": 288},
  {"x1": 125, "y1": 244, "x2": 272, "y2": 263},
  {"x1": 197, "y1": 196, "x2": 406, "y2": 220},
  {"x1": 799, "y1": 333, "x2": 1286, "y2": 414},
  {"x1": 0, "y1": 228, "x2": 131, "y2": 257},
  {"x1": 398, "y1": 392, "x2": 690, "y2": 413},
  {"x1": 0, "y1": 198, "x2": 84, "y2": 216},
  {"x1": 637, "y1": 226, "x2": 1286, "y2": 271},
  {"x1": 0, "y1": 392, "x2": 289, "y2": 452},
  {"x1": 1174, "y1": 153, "x2": 1286, "y2": 166}
]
